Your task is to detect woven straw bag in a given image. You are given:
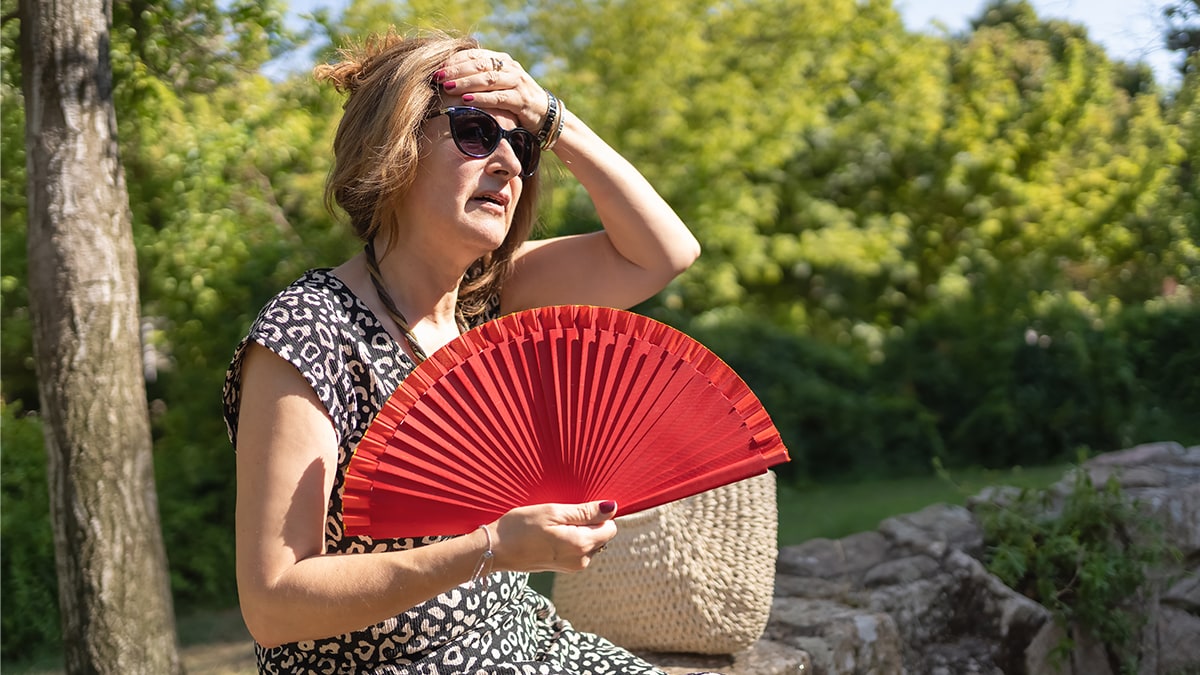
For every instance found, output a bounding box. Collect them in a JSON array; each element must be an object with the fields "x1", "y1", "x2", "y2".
[{"x1": 551, "y1": 471, "x2": 778, "y2": 654}]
